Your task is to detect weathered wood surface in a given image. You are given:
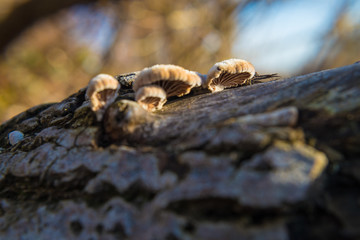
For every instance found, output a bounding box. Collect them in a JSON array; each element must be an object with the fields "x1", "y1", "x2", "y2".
[{"x1": 0, "y1": 63, "x2": 359, "y2": 240}]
